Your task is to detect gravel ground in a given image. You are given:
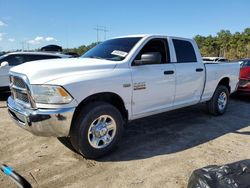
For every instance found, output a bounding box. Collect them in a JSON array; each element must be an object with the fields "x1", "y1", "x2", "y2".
[{"x1": 0, "y1": 93, "x2": 250, "y2": 188}]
